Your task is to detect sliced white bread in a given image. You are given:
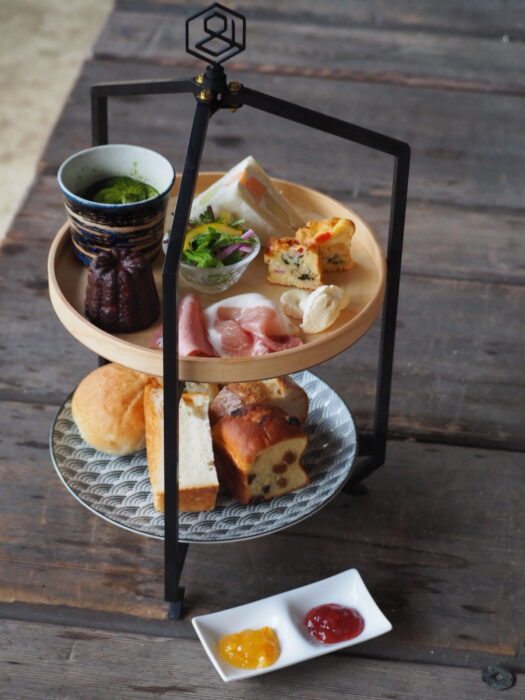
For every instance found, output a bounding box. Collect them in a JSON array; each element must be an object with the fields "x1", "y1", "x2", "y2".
[
  {"x1": 144, "y1": 383, "x2": 219, "y2": 512},
  {"x1": 190, "y1": 156, "x2": 303, "y2": 243}
]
